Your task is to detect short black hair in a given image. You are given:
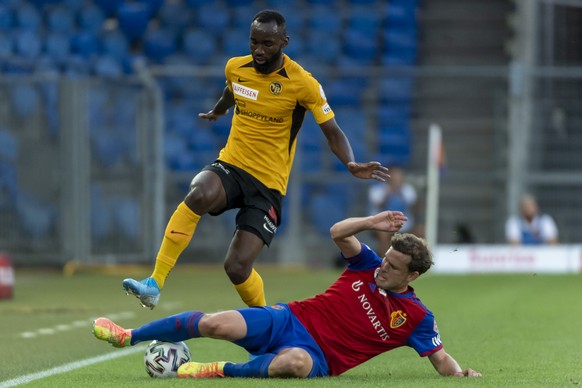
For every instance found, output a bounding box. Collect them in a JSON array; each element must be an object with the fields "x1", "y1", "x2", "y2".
[{"x1": 252, "y1": 9, "x2": 287, "y2": 35}]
